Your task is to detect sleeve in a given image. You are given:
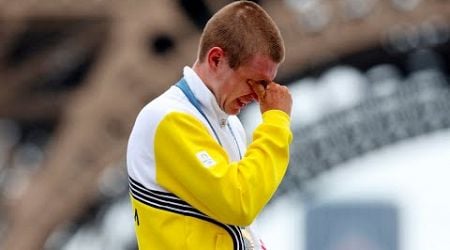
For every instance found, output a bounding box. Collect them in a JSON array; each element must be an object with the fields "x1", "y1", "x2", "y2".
[{"x1": 154, "y1": 109, "x2": 293, "y2": 226}]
